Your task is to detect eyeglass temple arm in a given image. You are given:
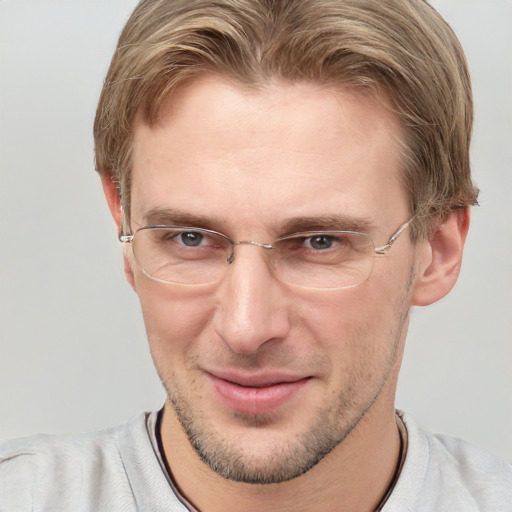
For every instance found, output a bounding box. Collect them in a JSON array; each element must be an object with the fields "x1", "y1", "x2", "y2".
[{"x1": 374, "y1": 218, "x2": 414, "y2": 255}]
